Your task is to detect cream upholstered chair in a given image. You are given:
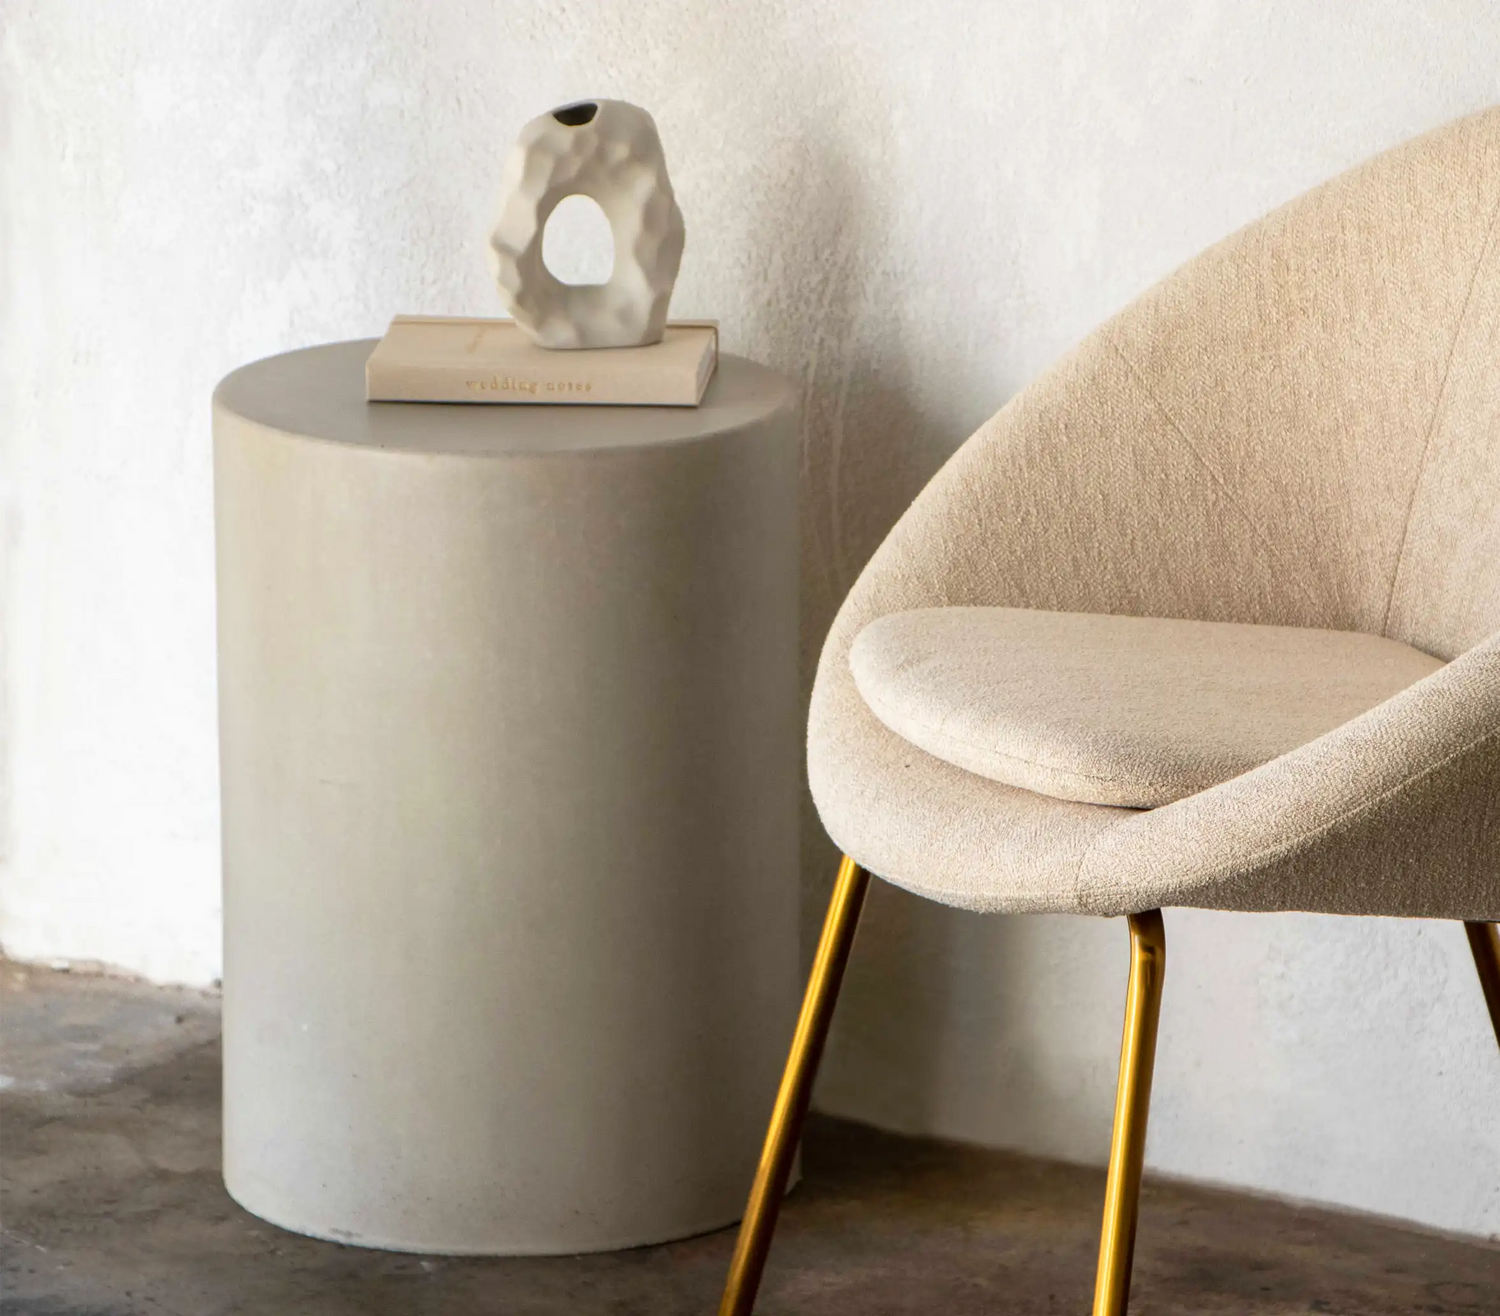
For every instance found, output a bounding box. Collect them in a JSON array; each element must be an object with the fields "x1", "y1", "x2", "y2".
[{"x1": 717, "y1": 106, "x2": 1500, "y2": 1316}]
